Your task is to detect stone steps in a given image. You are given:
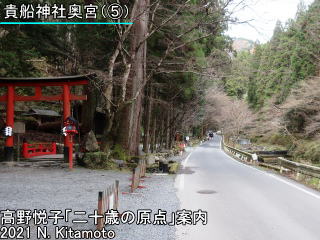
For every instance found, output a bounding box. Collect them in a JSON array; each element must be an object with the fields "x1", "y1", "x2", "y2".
[{"x1": 1, "y1": 159, "x2": 74, "y2": 168}]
